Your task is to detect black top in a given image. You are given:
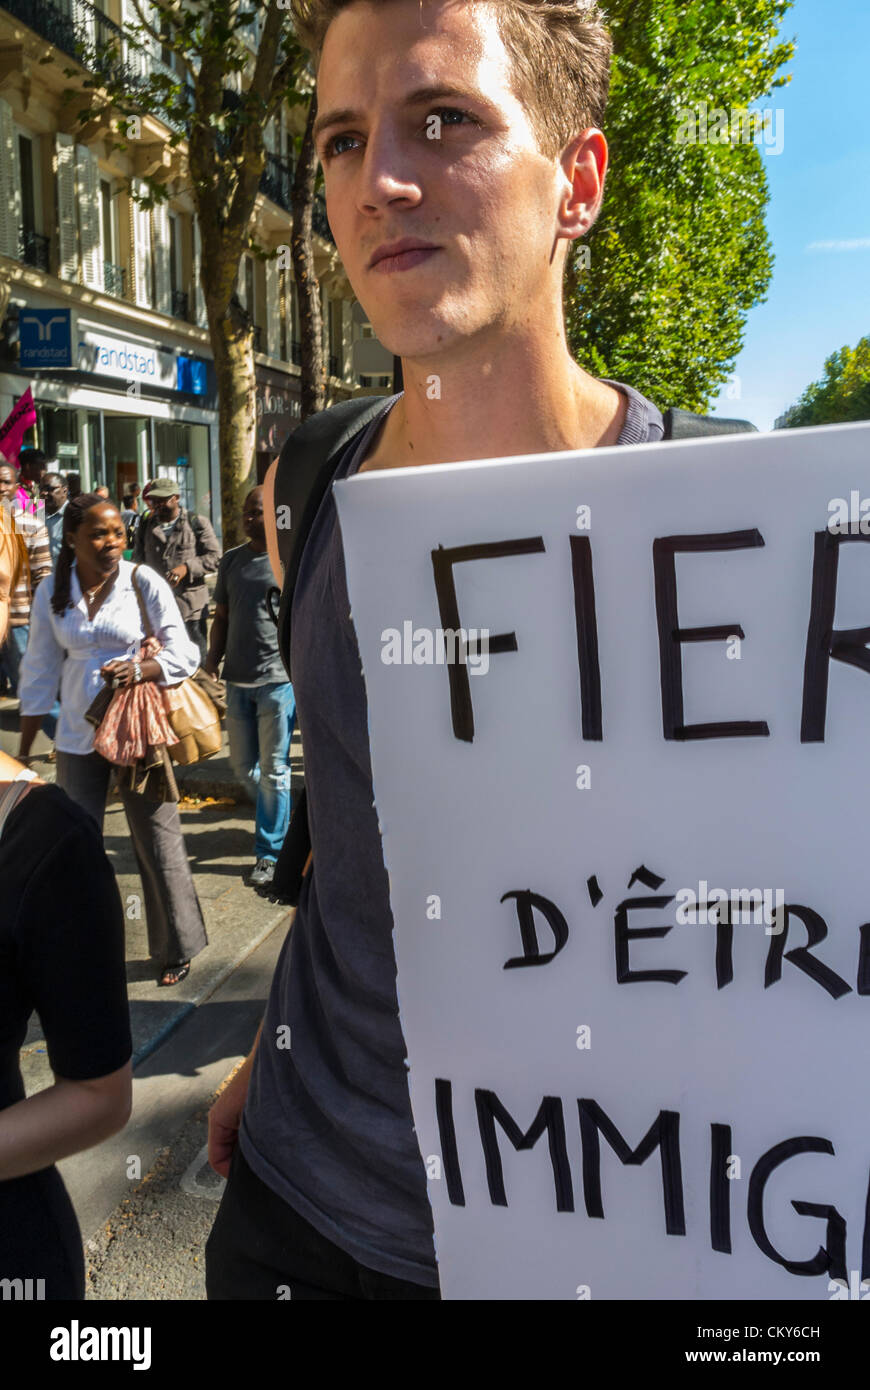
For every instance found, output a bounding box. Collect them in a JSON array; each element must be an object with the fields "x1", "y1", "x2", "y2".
[
  {"x1": 213, "y1": 543, "x2": 287, "y2": 685},
  {"x1": 0, "y1": 783, "x2": 132, "y2": 1113}
]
